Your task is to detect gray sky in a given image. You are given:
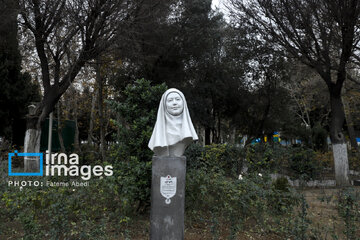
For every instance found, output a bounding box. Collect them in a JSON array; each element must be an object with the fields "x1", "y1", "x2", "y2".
[
  {"x1": 212, "y1": 0, "x2": 230, "y2": 21},
  {"x1": 211, "y1": 0, "x2": 223, "y2": 9}
]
